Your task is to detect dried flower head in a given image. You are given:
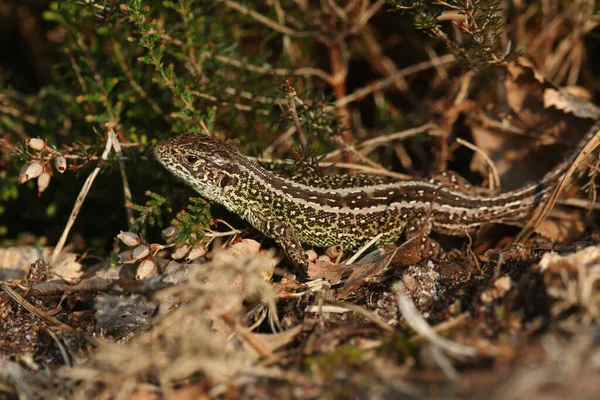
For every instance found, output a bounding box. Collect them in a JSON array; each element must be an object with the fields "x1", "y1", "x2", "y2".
[
  {"x1": 131, "y1": 244, "x2": 150, "y2": 262},
  {"x1": 54, "y1": 156, "x2": 67, "y2": 173},
  {"x1": 117, "y1": 231, "x2": 142, "y2": 247},
  {"x1": 19, "y1": 162, "x2": 44, "y2": 184},
  {"x1": 37, "y1": 171, "x2": 51, "y2": 196},
  {"x1": 27, "y1": 137, "x2": 46, "y2": 151}
]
